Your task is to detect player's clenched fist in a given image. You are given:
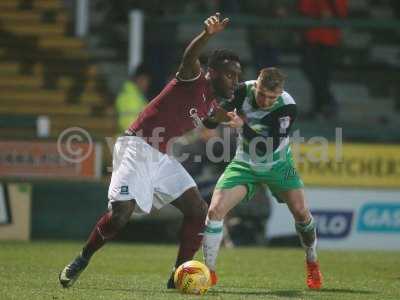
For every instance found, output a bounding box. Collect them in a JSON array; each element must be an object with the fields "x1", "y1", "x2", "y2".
[
  {"x1": 204, "y1": 12, "x2": 229, "y2": 35},
  {"x1": 227, "y1": 110, "x2": 244, "y2": 128}
]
